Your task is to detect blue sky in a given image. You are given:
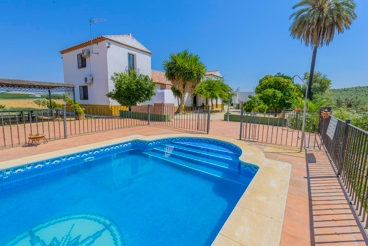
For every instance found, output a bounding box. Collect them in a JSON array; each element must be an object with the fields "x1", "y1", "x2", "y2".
[{"x1": 0, "y1": 0, "x2": 367, "y2": 92}]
